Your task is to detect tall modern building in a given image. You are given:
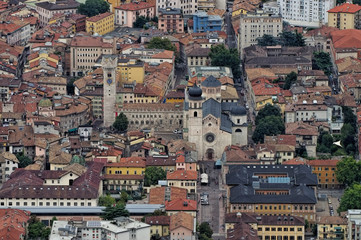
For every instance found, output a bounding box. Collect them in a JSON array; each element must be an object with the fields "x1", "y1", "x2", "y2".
[
  {"x1": 102, "y1": 55, "x2": 118, "y2": 128},
  {"x1": 193, "y1": 11, "x2": 223, "y2": 33},
  {"x1": 238, "y1": 11, "x2": 282, "y2": 54},
  {"x1": 278, "y1": 0, "x2": 335, "y2": 27}
]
